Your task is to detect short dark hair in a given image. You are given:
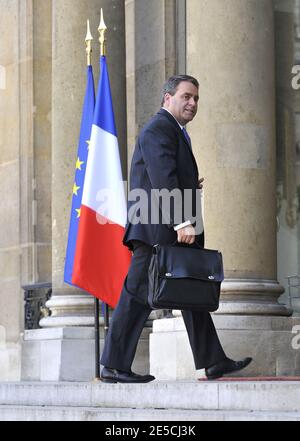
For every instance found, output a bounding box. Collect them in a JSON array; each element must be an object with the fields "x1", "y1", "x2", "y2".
[{"x1": 161, "y1": 75, "x2": 199, "y2": 106}]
